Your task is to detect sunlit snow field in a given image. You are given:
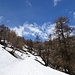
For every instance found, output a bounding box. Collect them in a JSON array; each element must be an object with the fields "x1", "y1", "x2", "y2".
[{"x1": 0, "y1": 44, "x2": 68, "y2": 75}]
